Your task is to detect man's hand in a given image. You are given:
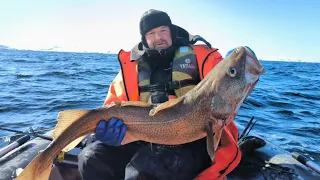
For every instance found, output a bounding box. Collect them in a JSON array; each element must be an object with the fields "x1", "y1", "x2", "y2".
[{"x1": 95, "y1": 118, "x2": 127, "y2": 146}]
